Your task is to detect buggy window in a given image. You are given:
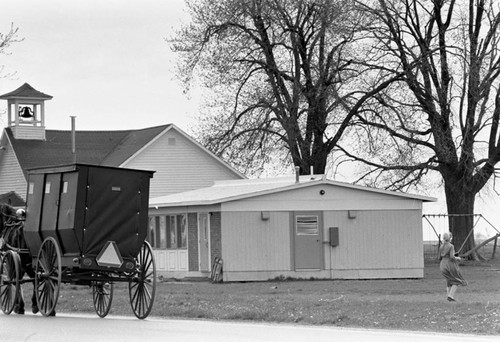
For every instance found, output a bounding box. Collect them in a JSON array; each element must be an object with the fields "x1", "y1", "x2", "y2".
[
  {"x1": 45, "y1": 181, "x2": 51, "y2": 194},
  {"x1": 62, "y1": 181, "x2": 69, "y2": 193},
  {"x1": 28, "y1": 182, "x2": 35, "y2": 194}
]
